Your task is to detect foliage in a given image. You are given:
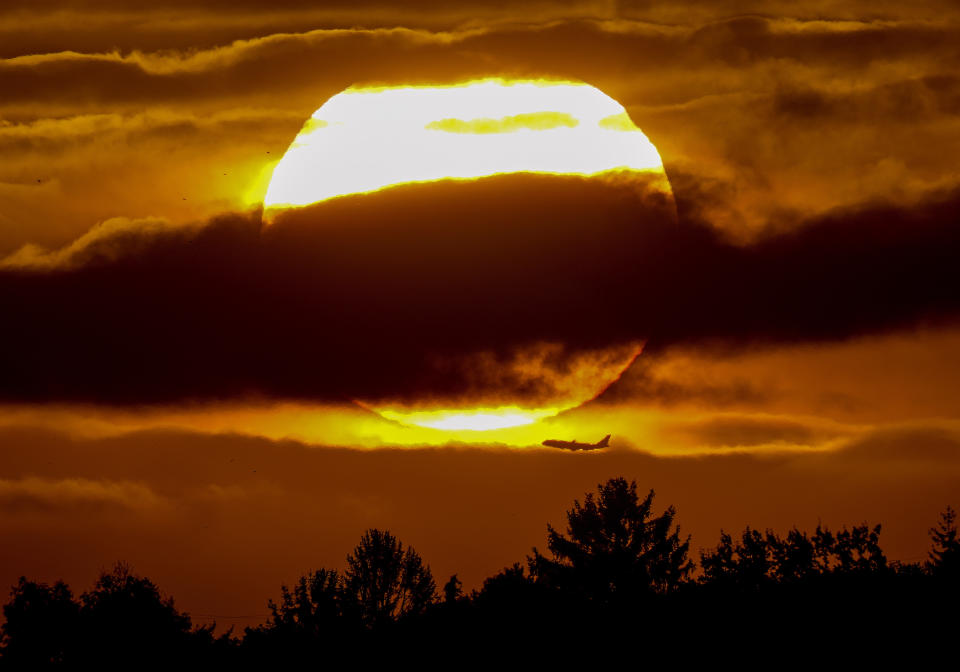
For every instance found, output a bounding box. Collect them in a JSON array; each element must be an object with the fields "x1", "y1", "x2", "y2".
[
  {"x1": 77, "y1": 562, "x2": 219, "y2": 665},
  {"x1": 928, "y1": 505, "x2": 960, "y2": 578},
  {"x1": 1, "y1": 577, "x2": 79, "y2": 668},
  {"x1": 700, "y1": 522, "x2": 887, "y2": 589},
  {"x1": 529, "y1": 477, "x2": 692, "y2": 600},
  {"x1": 80, "y1": 562, "x2": 192, "y2": 633},
  {"x1": 0, "y1": 563, "x2": 231, "y2": 669},
  {"x1": 345, "y1": 529, "x2": 436, "y2": 628},
  {"x1": 242, "y1": 568, "x2": 354, "y2": 664},
  {"x1": 245, "y1": 527, "x2": 437, "y2": 664},
  {"x1": 265, "y1": 568, "x2": 351, "y2": 636},
  {"x1": 2, "y1": 486, "x2": 957, "y2": 666},
  {"x1": 442, "y1": 574, "x2": 463, "y2": 605},
  {"x1": 474, "y1": 563, "x2": 540, "y2": 607}
]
